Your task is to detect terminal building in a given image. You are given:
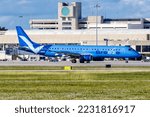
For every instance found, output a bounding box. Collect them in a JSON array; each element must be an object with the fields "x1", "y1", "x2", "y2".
[
  {"x1": 30, "y1": 2, "x2": 150, "y2": 30},
  {"x1": 0, "y1": 2, "x2": 150, "y2": 60}
]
